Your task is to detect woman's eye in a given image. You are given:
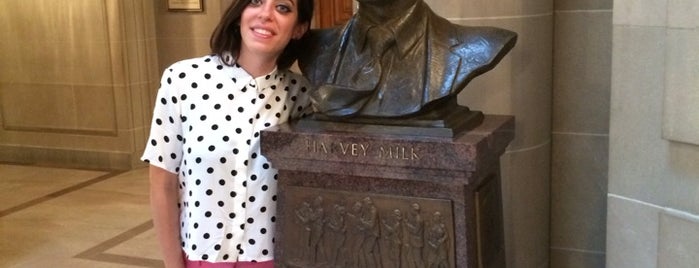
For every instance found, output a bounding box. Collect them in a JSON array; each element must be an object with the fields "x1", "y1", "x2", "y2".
[
  {"x1": 250, "y1": 0, "x2": 262, "y2": 6},
  {"x1": 276, "y1": 4, "x2": 292, "y2": 13}
]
